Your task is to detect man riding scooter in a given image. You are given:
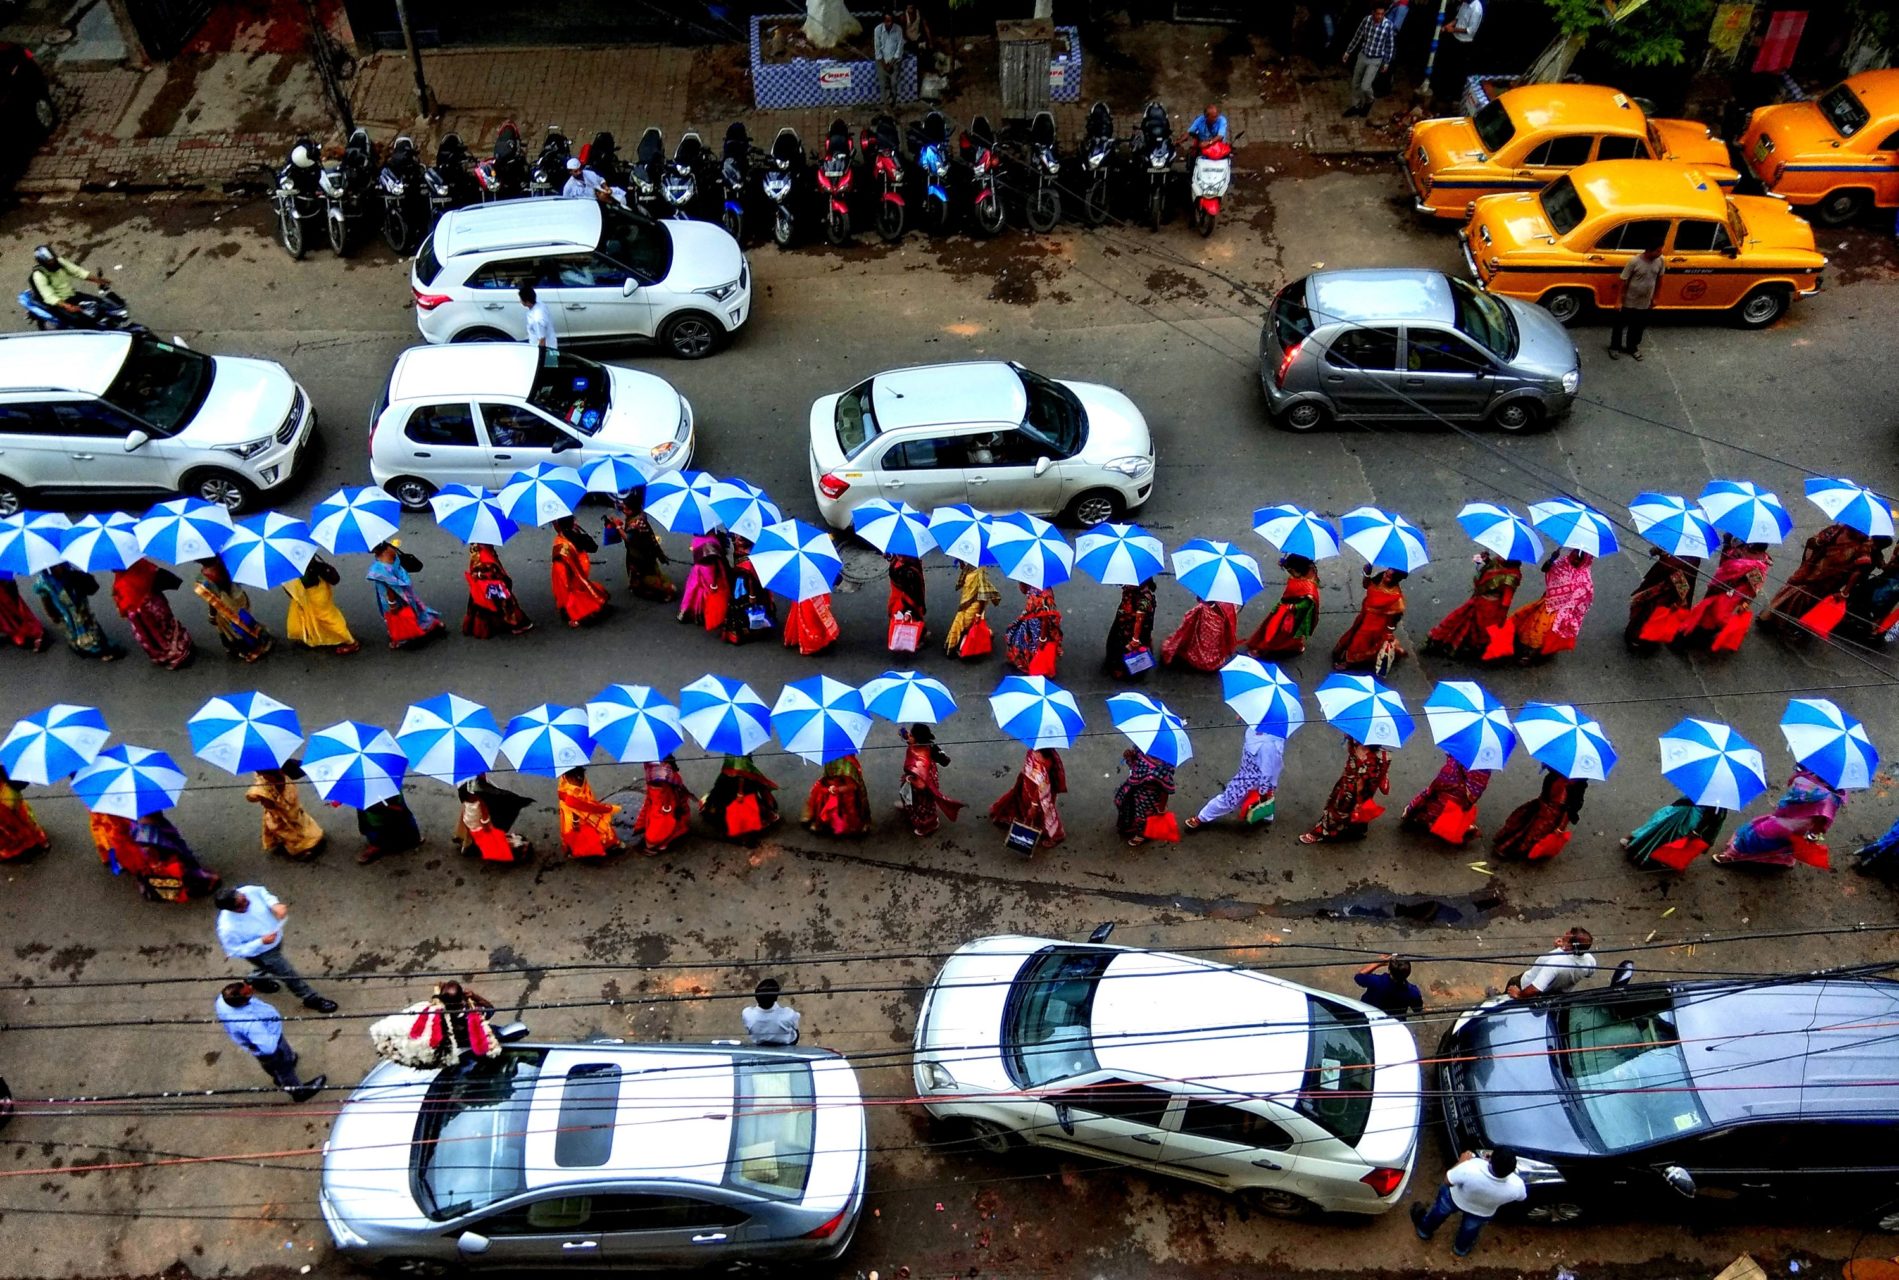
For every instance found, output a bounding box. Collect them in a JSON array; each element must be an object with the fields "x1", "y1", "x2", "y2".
[{"x1": 29, "y1": 244, "x2": 111, "y2": 327}]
